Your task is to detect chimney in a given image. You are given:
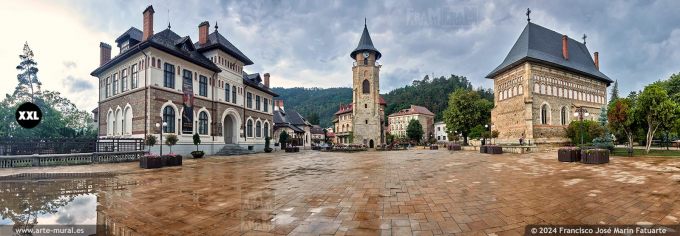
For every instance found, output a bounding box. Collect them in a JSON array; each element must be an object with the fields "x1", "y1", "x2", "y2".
[
  {"x1": 562, "y1": 35, "x2": 569, "y2": 60},
  {"x1": 99, "y1": 42, "x2": 111, "y2": 66},
  {"x1": 198, "y1": 21, "x2": 209, "y2": 45},
  {"x1": 142, "y1": 5, "x2": 155, "y2": 41},
  {"x1": 594, "y1": 52, "x2": 599, "y2": 70},
  {"x1": 263, "y1": 73, "x2": 270, "y2": 88}
]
